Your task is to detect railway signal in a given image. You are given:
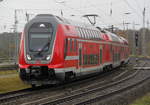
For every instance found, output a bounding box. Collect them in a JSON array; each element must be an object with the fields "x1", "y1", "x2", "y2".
[
  {"x1": 135, "y1": 32, "x2": 138, "y2": 47},
  {"x1": 135, "y1": 32, "x2": 139, "y2": 56}
]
